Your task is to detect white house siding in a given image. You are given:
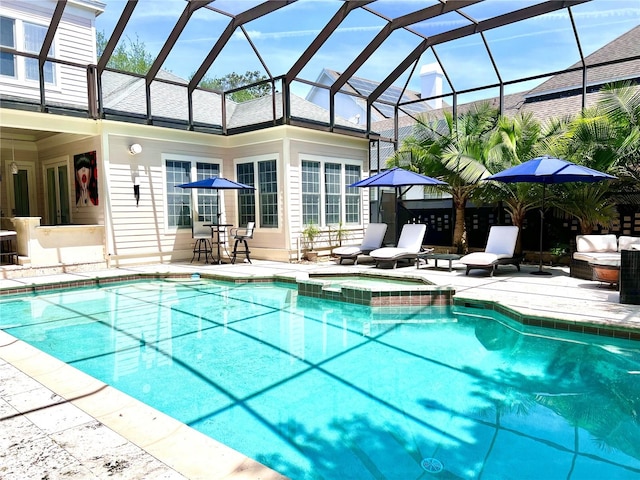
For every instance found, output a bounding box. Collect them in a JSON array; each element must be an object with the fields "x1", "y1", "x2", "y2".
[
  {"x1": 53, "y1": 8, "x2": 96, "y2": 108},
  {"x1": 288, "y1": 133, "x2": 370, "y2": 257},
  {"x1": 1, "y1": 108, "x2": 372, "y2": 266},
  {"x1": 0, "y1": 0, "x2": 100, "y2": 107},
  {"x1": 231, "y1": 138, "x2": 288, "y2": 261},
  {"x1": 103, "y1": 127, "x2": 229, "y2": 266}
]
